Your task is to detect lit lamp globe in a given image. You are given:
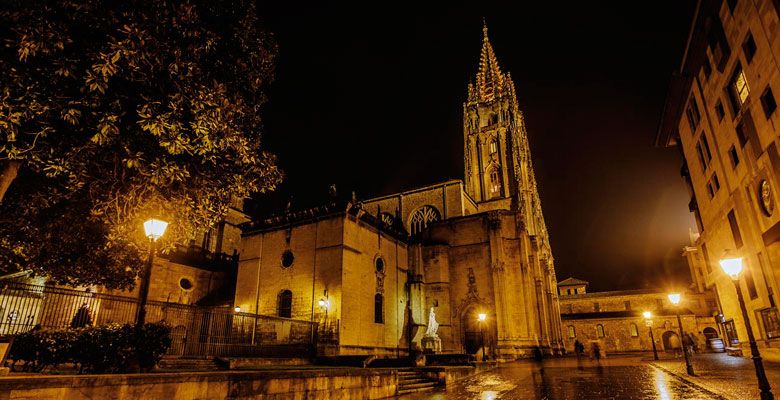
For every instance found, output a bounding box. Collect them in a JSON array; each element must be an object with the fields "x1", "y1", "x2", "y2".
[
  {"x1": 719, "y1": 257, "x2": 743, "y2": 281},
  {"x1": 642, "y1": 311, "x2": 652, "y2": 319},
  {"x1": 234, "y1": 306, "x2": 241, "y2": 313},
  {"x1": 478, "y1": 313, "x2": 487, "y2": 322},
  {"x1": 143, "y1": 218, "x2": 168, "y2": 241},
  {"x1": 668, "y1": 293, "x2": 681, "y2": 306}
]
